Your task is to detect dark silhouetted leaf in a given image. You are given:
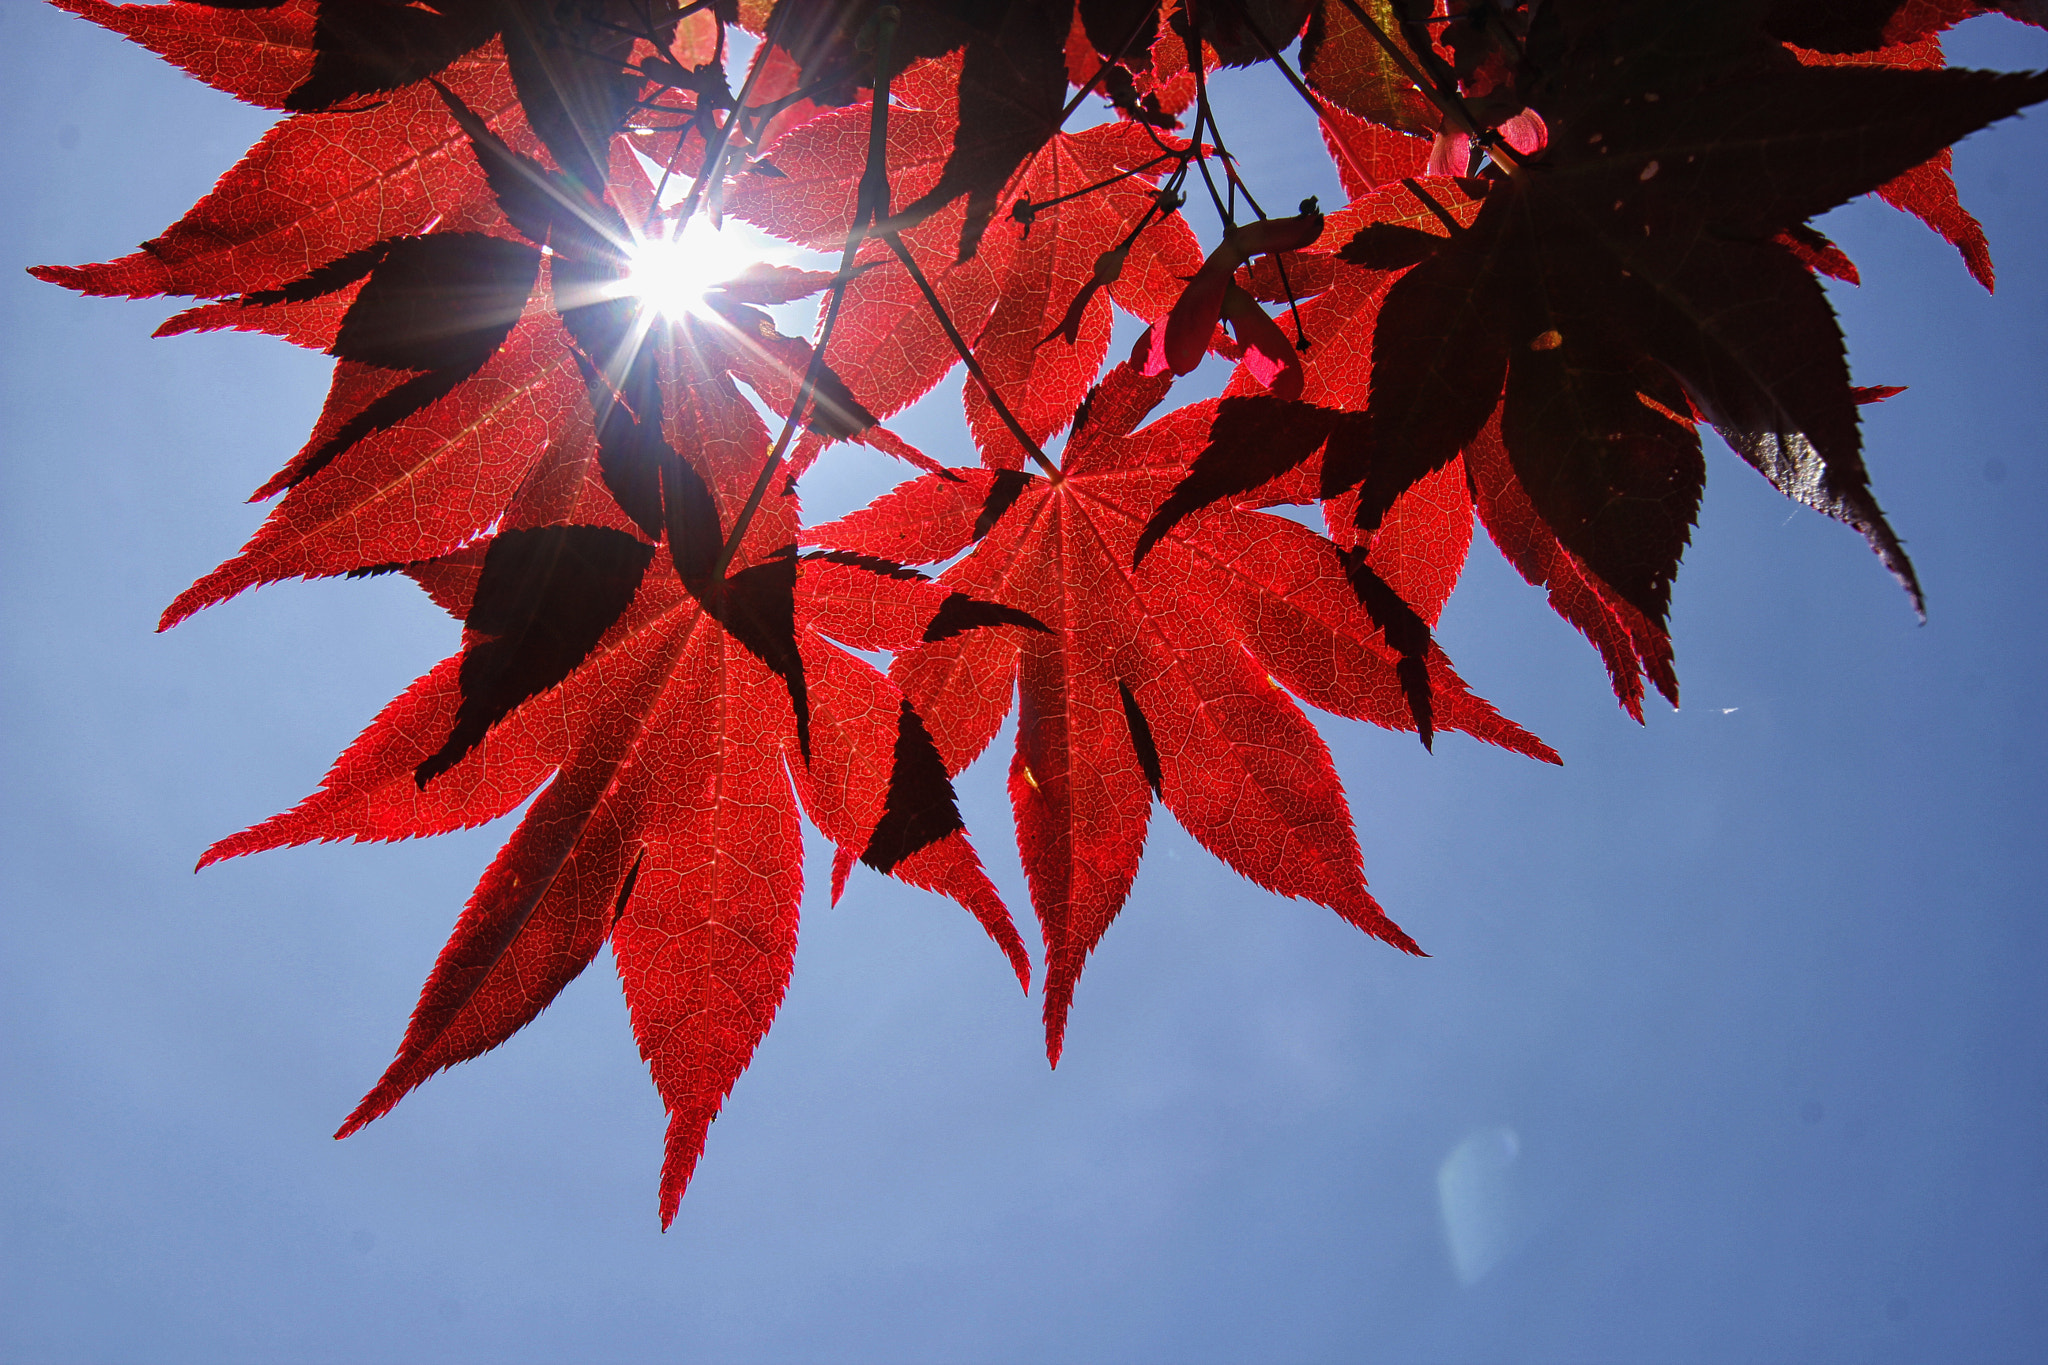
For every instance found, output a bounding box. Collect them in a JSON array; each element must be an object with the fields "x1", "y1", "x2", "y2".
[
  {"x1": 330, "y1": 232, "x2": 540, "y2": 371},
  {"x1": 1135, "y1": 394, "x2": 1339, "y2": 564},
  {"x1": 860, "y1": 699, "x2": 968, "y2": 871},
  {"x1": 287, "y1": 0, "x2": 499, "y2": 113},
  {"x1": 418, "y1": 524, "x2": 656, "y2": 784},
  {"x1": 922, "y1": 590, "x2": 1051, "y2": 641},
  {"x1": 1336, "y1": 220, "x2": 1443, "y2": 271}
]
